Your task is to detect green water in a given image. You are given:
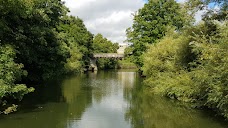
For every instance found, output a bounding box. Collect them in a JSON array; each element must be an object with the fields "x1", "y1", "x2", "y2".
[{"x1": 0, "y1": 70, "x2": 227, "y2": 128}]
